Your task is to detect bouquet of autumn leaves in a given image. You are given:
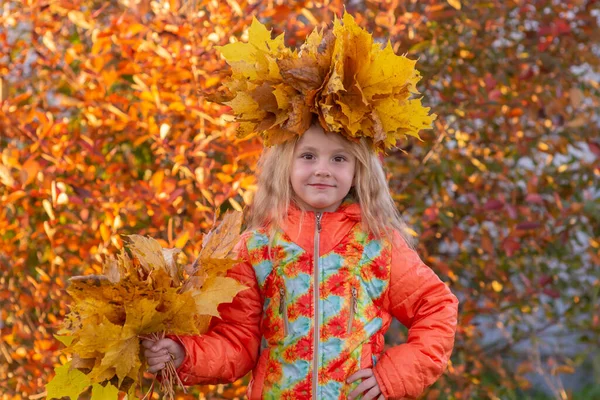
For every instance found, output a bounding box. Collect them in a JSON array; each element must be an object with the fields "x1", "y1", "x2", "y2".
[{"x1": 46, "y1": 212, "x2": 246, "y2": 399}]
